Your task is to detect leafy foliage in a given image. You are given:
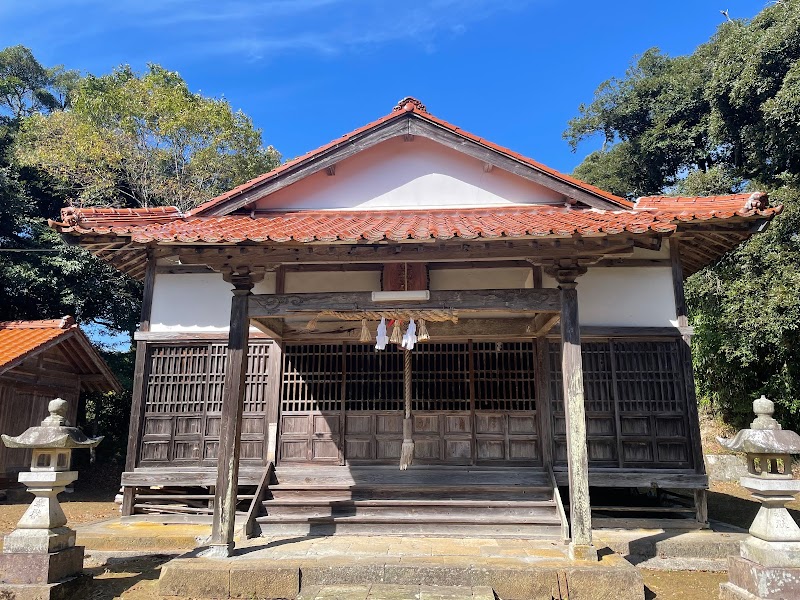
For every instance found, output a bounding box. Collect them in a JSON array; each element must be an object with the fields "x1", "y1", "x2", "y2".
[
  {"x1": 566, "y1": 1, "x2": 800, "y2": 429},
  {"x1": 16, "y1": 64, "x2": 281, "y2": 211}
]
